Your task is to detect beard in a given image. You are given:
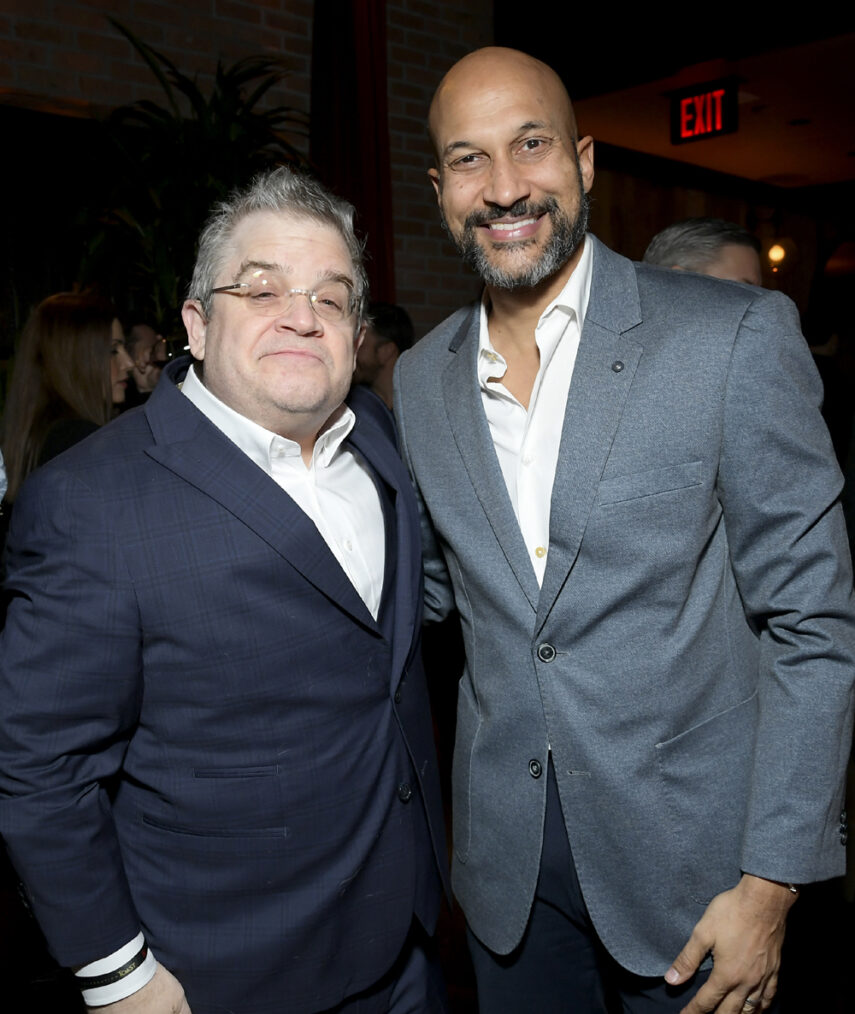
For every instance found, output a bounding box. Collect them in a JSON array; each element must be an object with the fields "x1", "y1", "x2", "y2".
[{"x1": 441, "y1": 187, "x2": 590, "y2": 291}]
